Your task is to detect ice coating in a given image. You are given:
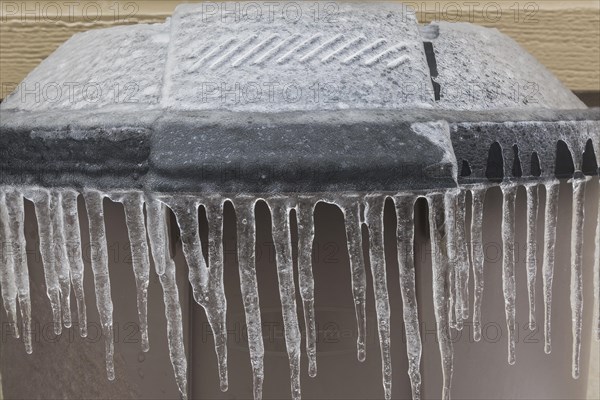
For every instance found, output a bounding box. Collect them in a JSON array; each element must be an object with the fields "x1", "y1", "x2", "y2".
[
  {"x1": 1, "y1": 2, "x2": 587, "y2": 113},
  {"x1": 1, "y1": 23, "x2": 169, "y2": 112},
  {"x1": 430, "y1": 21, "x2": 585, "y2": 110}
]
